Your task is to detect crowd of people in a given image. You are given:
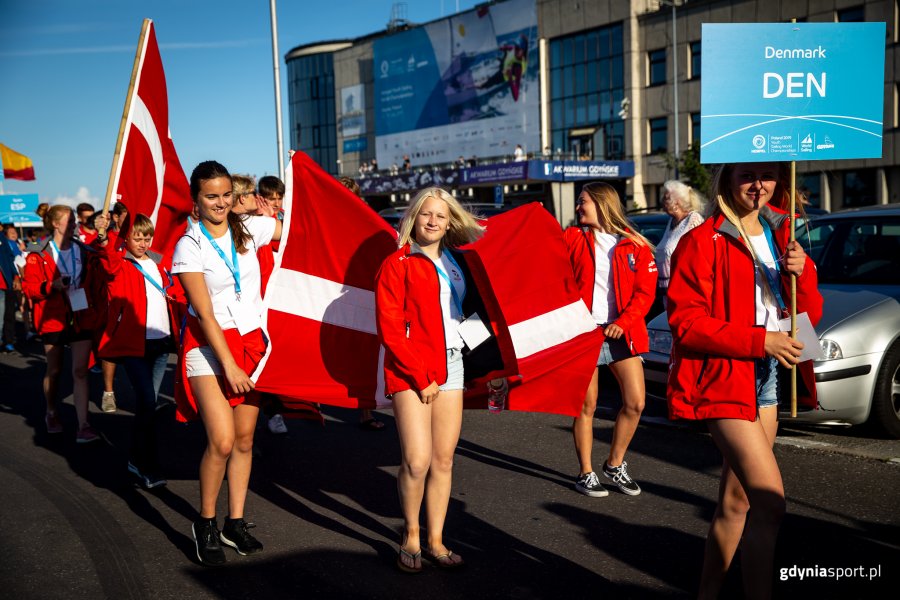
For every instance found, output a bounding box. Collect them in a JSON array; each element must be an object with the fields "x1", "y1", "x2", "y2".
[{"x1": 1, "y1": 159, "x2": 820, "y2": 599}]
